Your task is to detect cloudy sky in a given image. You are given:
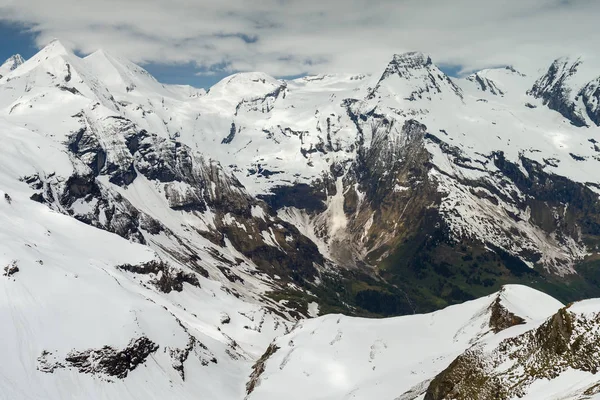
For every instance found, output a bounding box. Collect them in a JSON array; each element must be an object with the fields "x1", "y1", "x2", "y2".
[{"x1": 0, "y1": 0, "x2": 599, "y2": 88}]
